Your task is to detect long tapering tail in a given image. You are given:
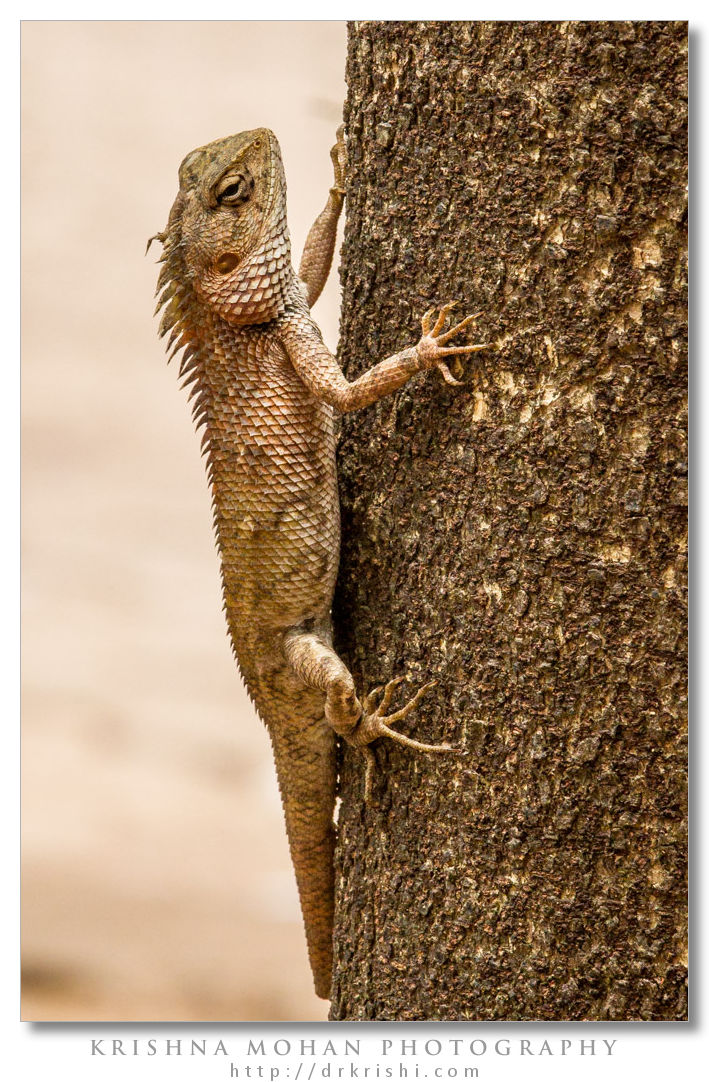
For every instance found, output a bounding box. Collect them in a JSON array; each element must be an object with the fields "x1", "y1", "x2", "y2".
[{"x1": 266, "y1": 713, "x2": 337, "y2": 999}]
